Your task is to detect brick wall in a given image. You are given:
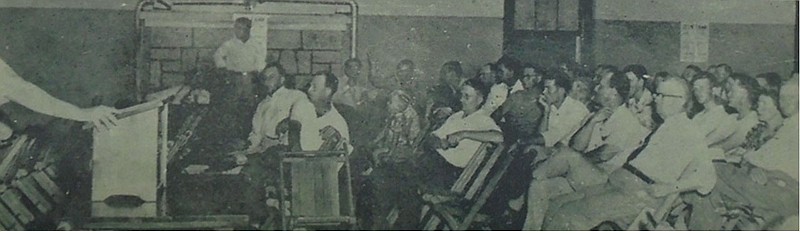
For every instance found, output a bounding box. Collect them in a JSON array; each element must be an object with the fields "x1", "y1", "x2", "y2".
[{"x1": 145, "y1": 27, "x2": 349, "y2": 91}]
